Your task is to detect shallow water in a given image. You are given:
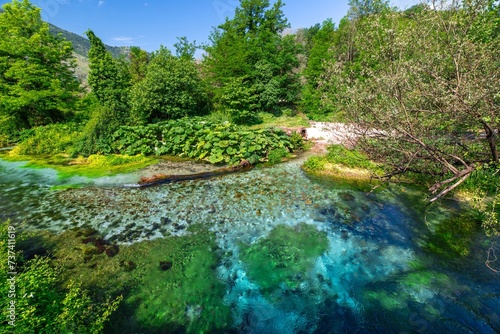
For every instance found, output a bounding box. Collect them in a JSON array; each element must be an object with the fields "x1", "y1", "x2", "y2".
[{"x1": 1, "y1": 157, "x2": 499, "y2": 333}]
